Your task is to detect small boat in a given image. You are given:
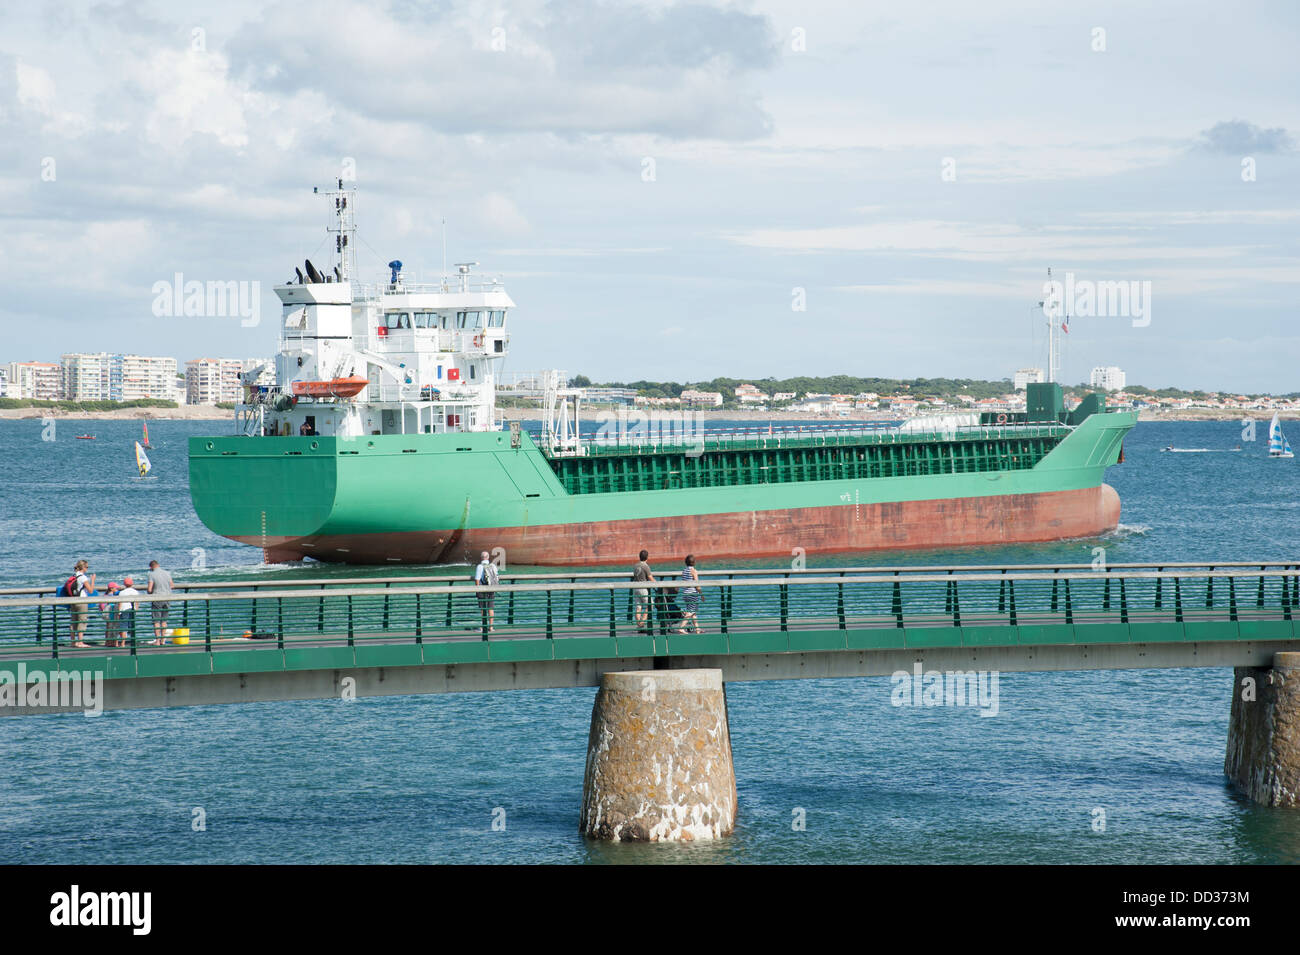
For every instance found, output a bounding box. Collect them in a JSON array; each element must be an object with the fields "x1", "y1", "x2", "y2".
[
  {"x1": 291, "y1": 376, "x2": 370, "y2": 398},
  {"x1": 1161, "y1": 446, "x2": 1240, "y2": 453},
  {"x1": 75, "y1": 434, "x2": 96, "y2": 440},
  {"x1": 1268, "y1": 413, "x2": 1294, "y2": 458},
  {"x1": 141, "y1": 421, "x2": 152, "y2": 449},
  {"x1": 135, "y1": 441, "x2": 152, "y2": 477}
]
